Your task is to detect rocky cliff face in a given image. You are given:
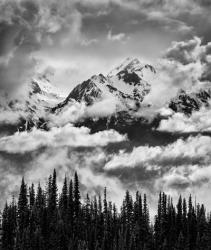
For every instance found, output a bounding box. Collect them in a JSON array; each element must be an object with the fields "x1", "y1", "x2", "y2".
[{"x1": 169, "y1": 89, "x2": 211, "y2": 115}]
